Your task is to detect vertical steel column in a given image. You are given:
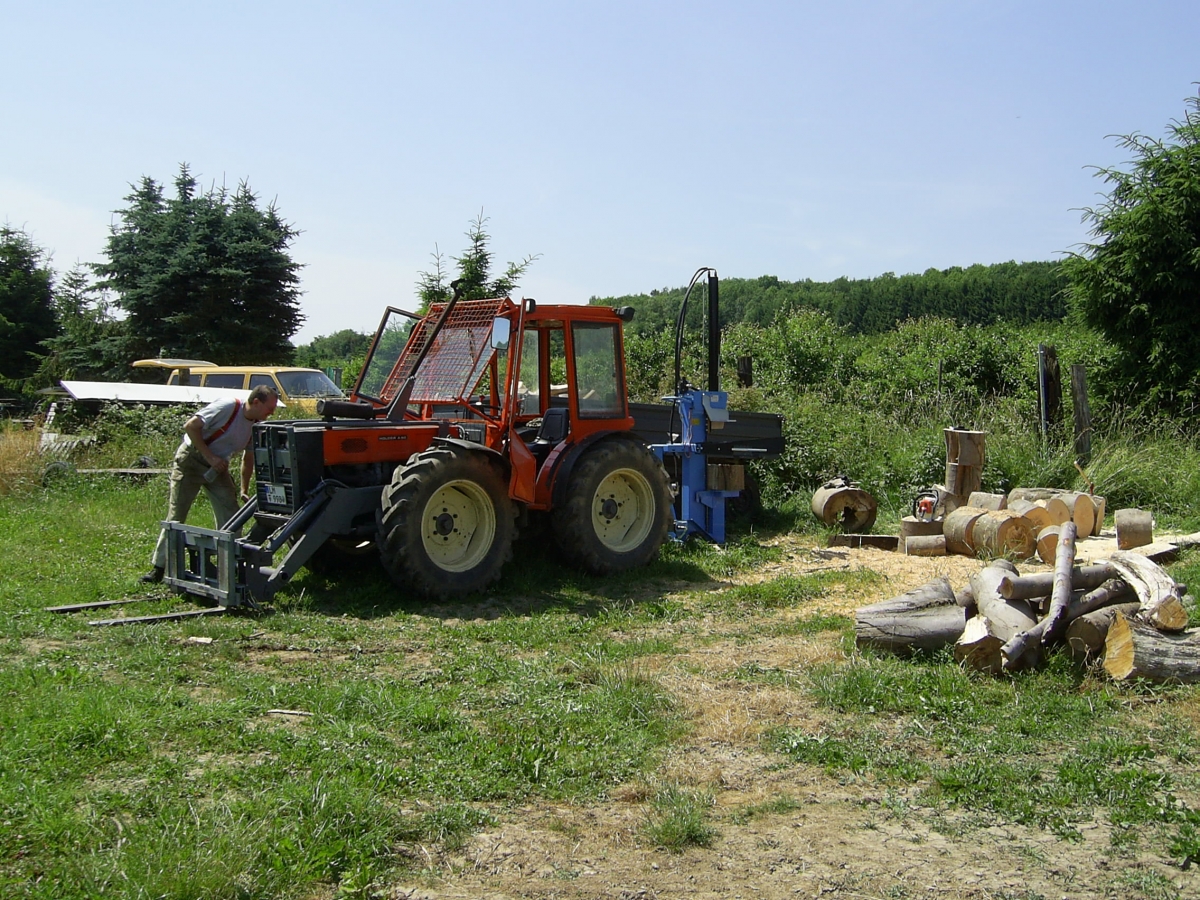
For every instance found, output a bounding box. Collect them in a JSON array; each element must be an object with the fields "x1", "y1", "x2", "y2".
[{"x1": 707, "y1": 271, "x2": 720, "y2": 392}]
